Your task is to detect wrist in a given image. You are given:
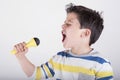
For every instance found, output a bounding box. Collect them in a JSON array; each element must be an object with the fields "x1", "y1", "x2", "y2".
[{"x1": 15, "y1": 53, "x2": 26, "y2": 59}]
